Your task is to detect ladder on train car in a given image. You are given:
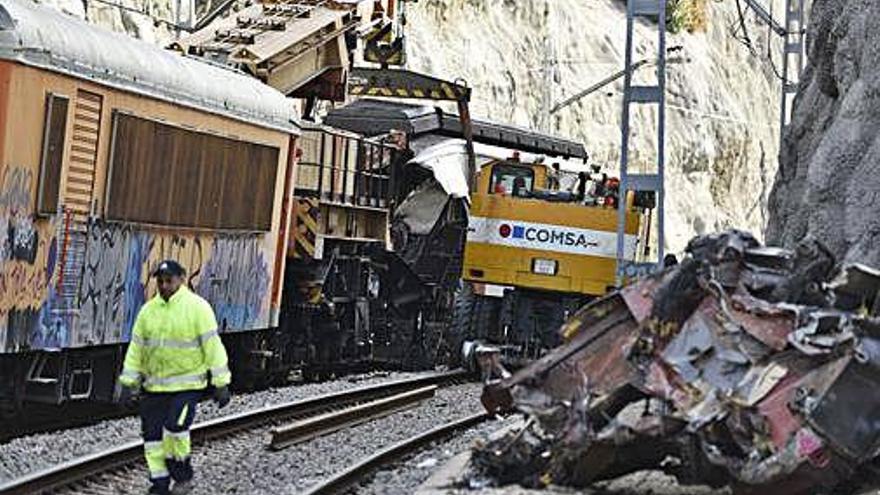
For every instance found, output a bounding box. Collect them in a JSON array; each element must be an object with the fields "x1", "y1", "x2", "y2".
[{"x1": 616, "y1": 0, "x2": 667, "y2": 285}]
